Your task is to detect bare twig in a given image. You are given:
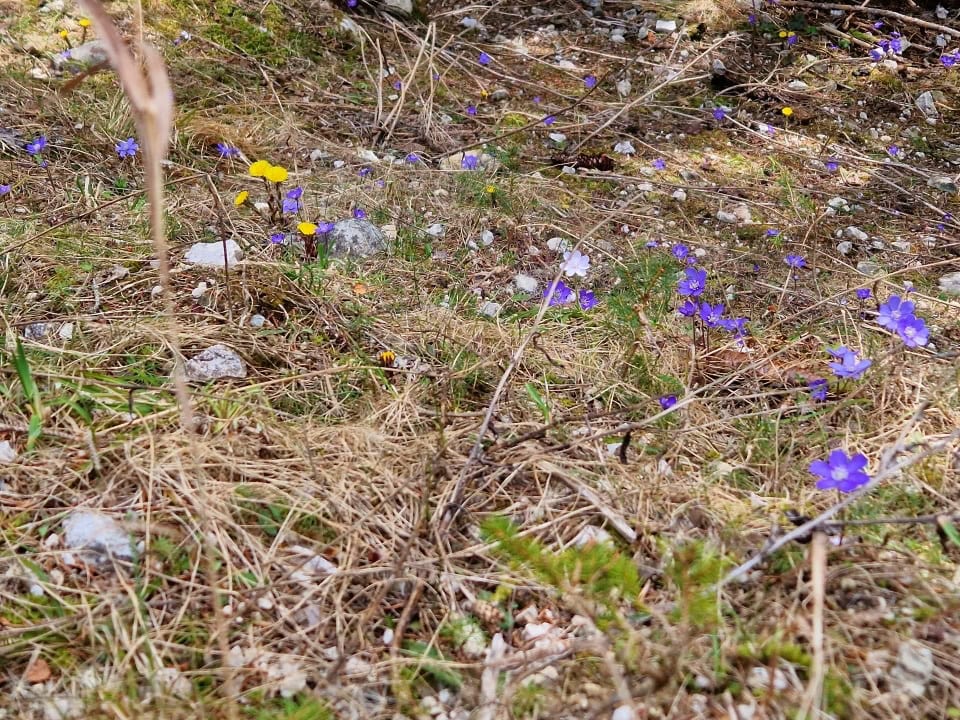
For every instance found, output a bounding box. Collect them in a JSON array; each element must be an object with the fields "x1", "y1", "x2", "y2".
[{"x1": 777, "y1": 0, "x2": 960, "y2": 37}]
